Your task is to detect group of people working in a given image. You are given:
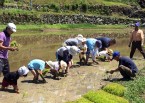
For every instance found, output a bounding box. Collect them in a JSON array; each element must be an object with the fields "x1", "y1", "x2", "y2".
[{"x1": 0, "y1": 21, "x2": 144, "y2": 93}]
